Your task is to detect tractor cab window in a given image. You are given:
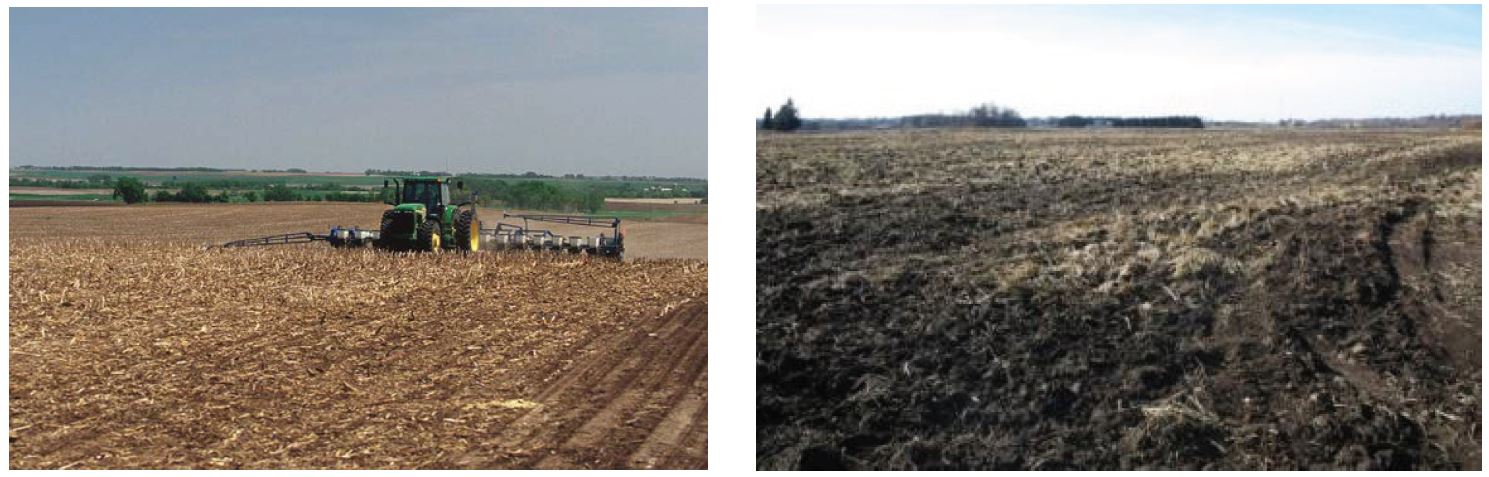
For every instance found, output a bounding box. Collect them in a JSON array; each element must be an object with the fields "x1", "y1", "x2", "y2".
[{"x1": 402, "y1": 182, "x2": 444, "y2": 210}]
